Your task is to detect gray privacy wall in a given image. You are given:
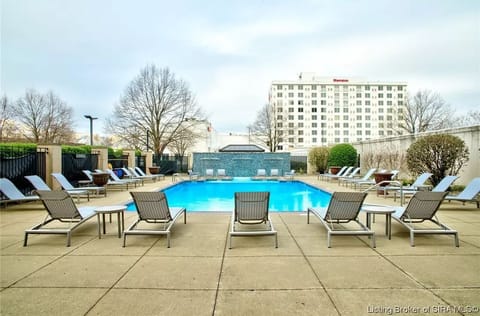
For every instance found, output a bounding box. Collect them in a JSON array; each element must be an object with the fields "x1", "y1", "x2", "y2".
[{"x1": 192, "y1": 152, "x2": 291, "y2": 177}]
